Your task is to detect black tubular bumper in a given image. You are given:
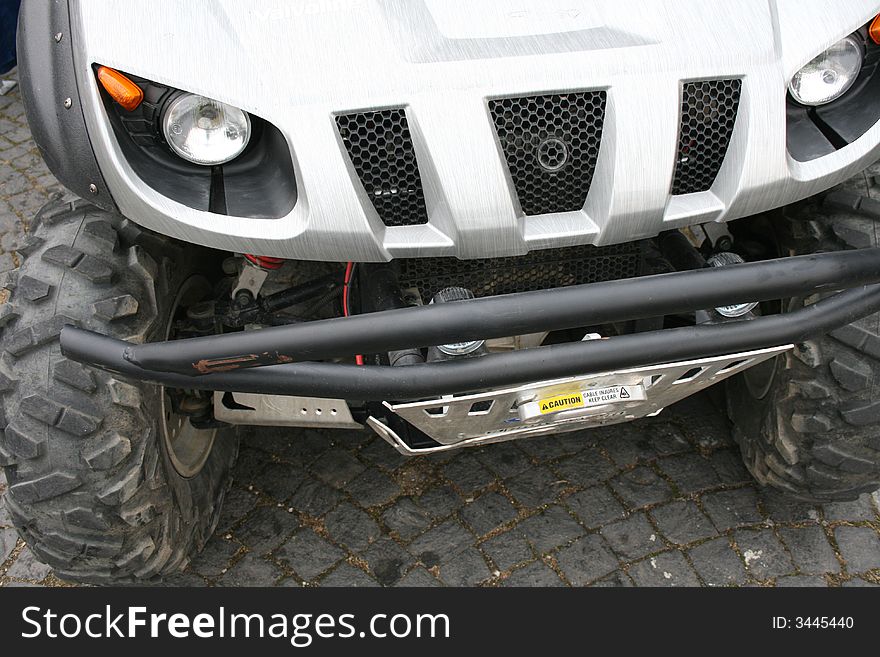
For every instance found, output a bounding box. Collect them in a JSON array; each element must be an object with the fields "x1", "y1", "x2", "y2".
[{"x1": 60, "y1": 249, "x2": 880, "y2": 401}]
